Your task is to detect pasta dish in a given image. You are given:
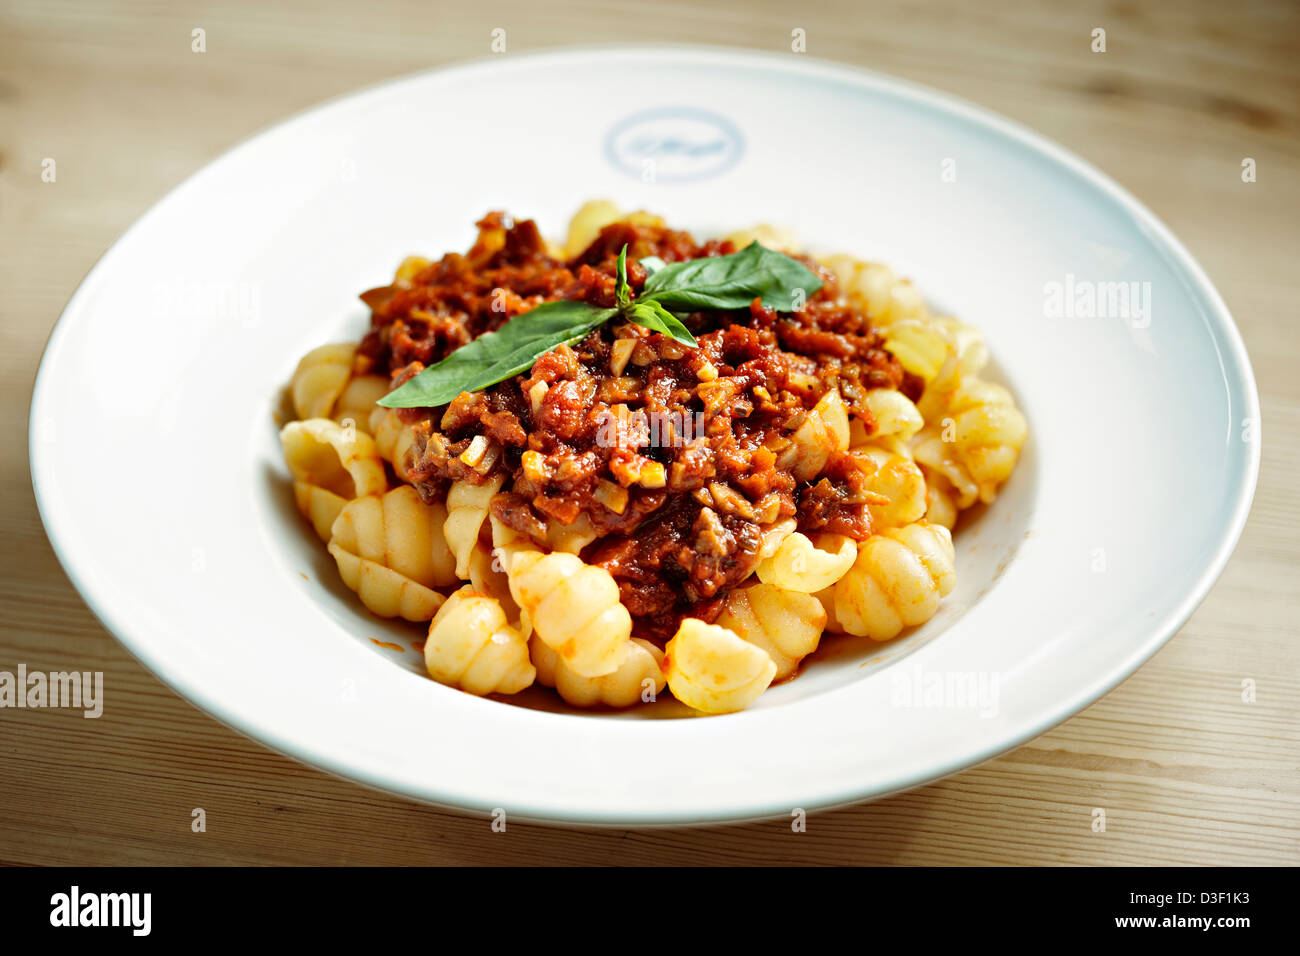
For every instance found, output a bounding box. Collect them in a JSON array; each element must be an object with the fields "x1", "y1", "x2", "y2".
[{"x1": 277, "y1": 201, "x2": 1027, "y2": 714}]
